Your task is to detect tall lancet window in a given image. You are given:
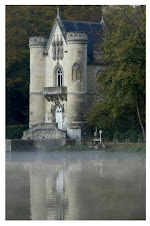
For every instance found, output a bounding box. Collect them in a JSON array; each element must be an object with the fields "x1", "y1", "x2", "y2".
[
  {"x1": 56, "y1": 67, "x2": 63, "y2": 87},
  {"x1": 72, "y1": 63, "x2": 80, "y2": 81}
]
